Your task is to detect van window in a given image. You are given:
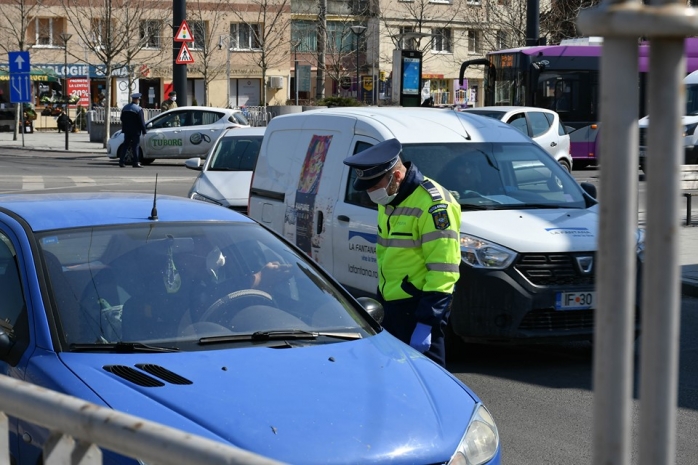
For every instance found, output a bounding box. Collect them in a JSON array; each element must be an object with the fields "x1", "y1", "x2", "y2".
[{"x1": 345, "y1": 141, "x2": 377, "y2": 209}]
